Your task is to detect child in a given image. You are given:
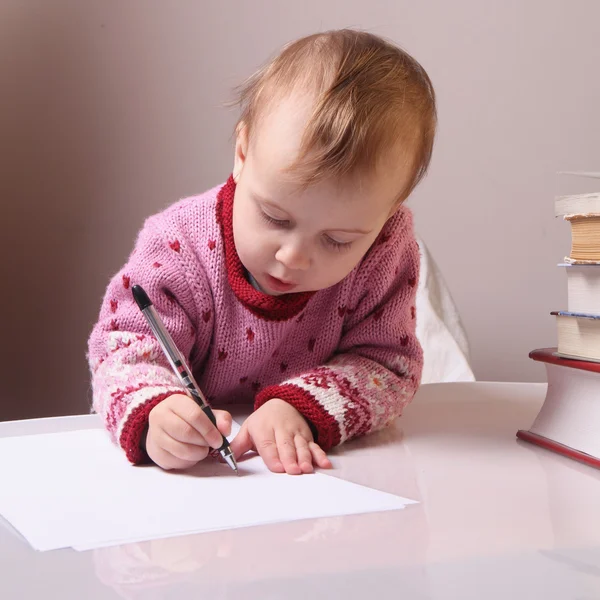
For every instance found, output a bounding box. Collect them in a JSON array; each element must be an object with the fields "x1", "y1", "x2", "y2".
[{"x1": 88, "y1": 29, "x2": 436, "y2": 475}]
